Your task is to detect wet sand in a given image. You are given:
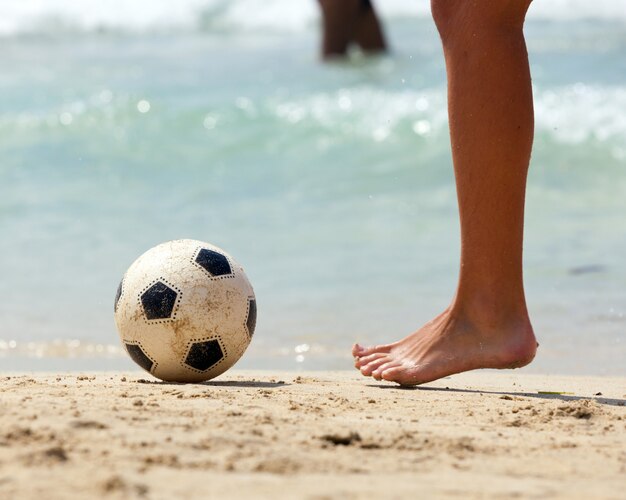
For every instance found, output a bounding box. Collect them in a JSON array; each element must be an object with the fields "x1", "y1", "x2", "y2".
[{"x1": 1, "y1": 370, "x2": 624, "y2": 499}]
